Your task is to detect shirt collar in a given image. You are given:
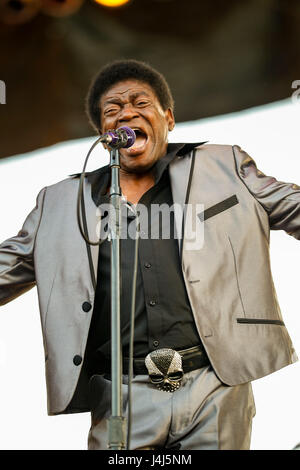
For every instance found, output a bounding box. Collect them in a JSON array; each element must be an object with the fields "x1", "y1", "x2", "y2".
[{"x1": 153, "y1": 142, "x2": 205, "y2": 183}]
